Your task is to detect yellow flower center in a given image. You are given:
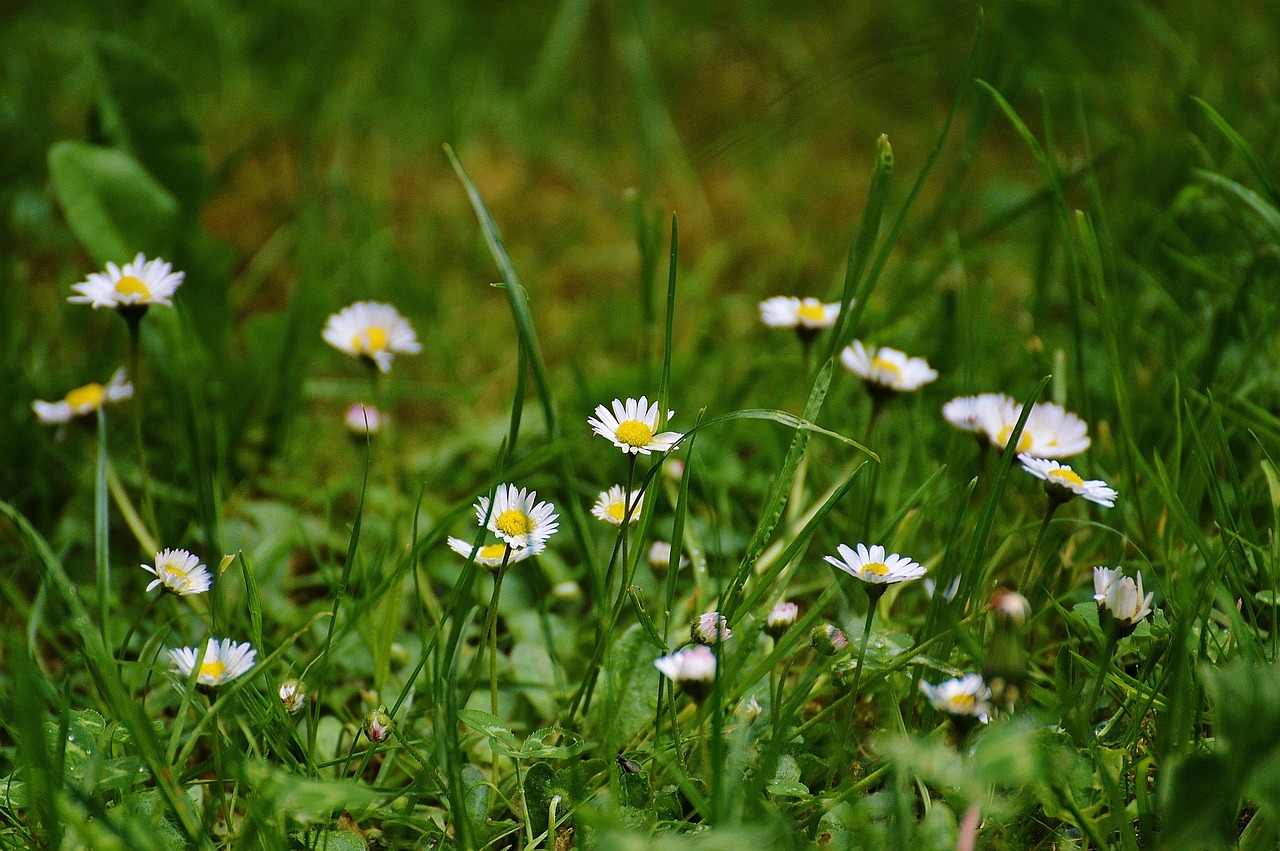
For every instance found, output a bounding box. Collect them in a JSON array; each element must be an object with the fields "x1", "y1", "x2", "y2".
[
  {"x1": 871, "y1": 356, "x2": 902, "y2": 378},
  {"x1": 862, "y1": 561, "x2": 890, "y2": 576},
  {"x1": 1048, "y1": 468, "x2": 1085, "y2": 488},
  {"x1": 478, "y1": 543, "x2": 509, "y2": 560},
  {"x1": 113, "y1": 275, "x2": 151, "y2": 299},
  {"x1": 352, "y1": 326, "x2": 390, "y2": 355},
  {"x1": 199, "y1": 659, "x2": 227, "y2": 682},
  {"x1": 65, "y1": 383, "x2": 105, "y2": 412},
  {"x1": 166, "y1": 566, "x2": 191, "y2": 588},
  {"x1": 996, "y1": 425, "x2": 1034, "y2": 453},
  {"x1": 606, "y1": 501, "x2": 627, "y2": 522},
  {"x1": 948, "y1": 693, "x2": 976, "y2": 711},
  {"x1": 615, "y1": 420, "x2": 655, "y2": 448},
  {"x1": 796, "y1": 303, "x2": 827, "y2": 324},
  {"x1": 496, "y1": 509, "x2": 535, "y2": 537}
]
